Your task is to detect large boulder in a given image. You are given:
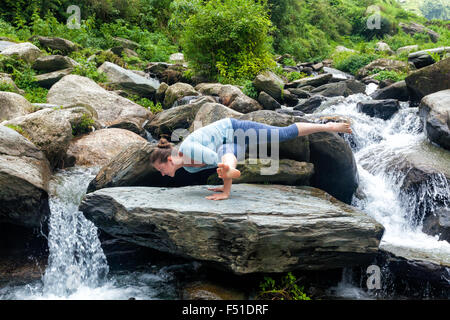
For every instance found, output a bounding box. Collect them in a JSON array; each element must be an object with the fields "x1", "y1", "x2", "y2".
[
  {"x1": 65, "y1": 128, "x2": 147, "y2": 167},
  {"x1": 0, "y1": 125, "x2": 51, "y2": 227},
  {"x1": 0, "y1": 40, "x2": 16, "y2": 51},
  {"x1": 310, "y1": 80, "x2": 365, "y2": 98},
  {"x1": 356, "y1": 99, "x2": 400, "y2": 120},
  {"x1": 145, "y1": 96, "x2": 214, "y2": 140},
  {"x1": 163, "y1": 82, "x2": 199, "y2": 109},
  {"x1": 356, "y1": 59, "x2": 408, "y2": 79},
  {"x1": 189, "y1": 103, "x2": 242, "y2": 133},
  {"x1": 79, "y1": 184, "x2": 384, "y2": 274},
  {"x1": 35, "y1": 68, "x2": 74, "y2": 89},
  {"x1": 252, "y1": 71, "x2": 284, "y2": 101},
  {"x1": 36, "y1": 36, "x2": 79, "y2": 55},
  {"x1": 418, "y1": 89, "x2": 450, "y2": 150},
  {"x1": 308, "y1": 130, "x2": 359, "y2": 204},
  {"x1": 195, "y1": 83, "x2": 262, "y2": 113},
  {"x1": 285, "y1": 74, "x2": 332, "y2": 89},
  {"x1": 0, "y1": 42, "x2": 42, "y2": 63},
  {"x1": 32, "y1": 55, "x2": 78, "y2": 73},
  {"x1": 0, "y1": 91, "x2": 34, "y2": 121},
  {"x1": 86, "y1": 141, "x2": 217, "y2": 192},
  {"x1": 370, "y1": 80, "x2": 410, "y2": 101},
  {"x1": 257, "y1": 91, "x2": 281, "y2": 110},
  {"x1": 1, "y1": 106, "x2": 96, "y2": 169},
  {"x1": 405, "y1": 58, "x2": 450, "y2": 101},
  {"x1": 47, "y1": 75, "x2": 152, "y2": 127},
  {"x1": 97, "y1": 61, "x2": 160, "y2": 98}
]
